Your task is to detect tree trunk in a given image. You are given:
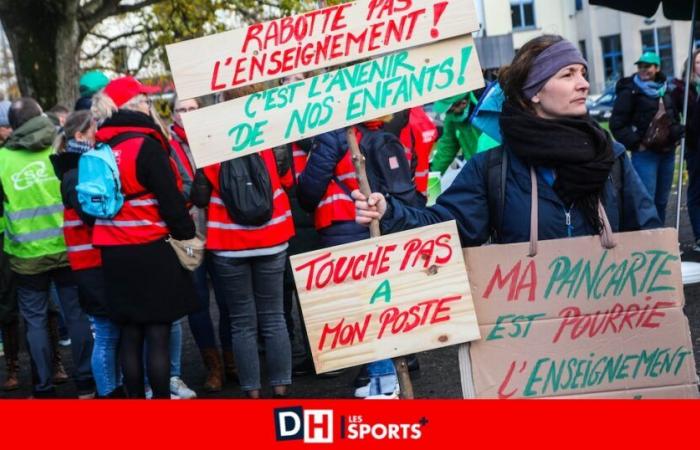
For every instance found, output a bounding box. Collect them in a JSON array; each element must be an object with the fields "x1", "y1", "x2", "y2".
[{"x1": 0, "y1": 0, "x2": 81, "y2": 108}]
